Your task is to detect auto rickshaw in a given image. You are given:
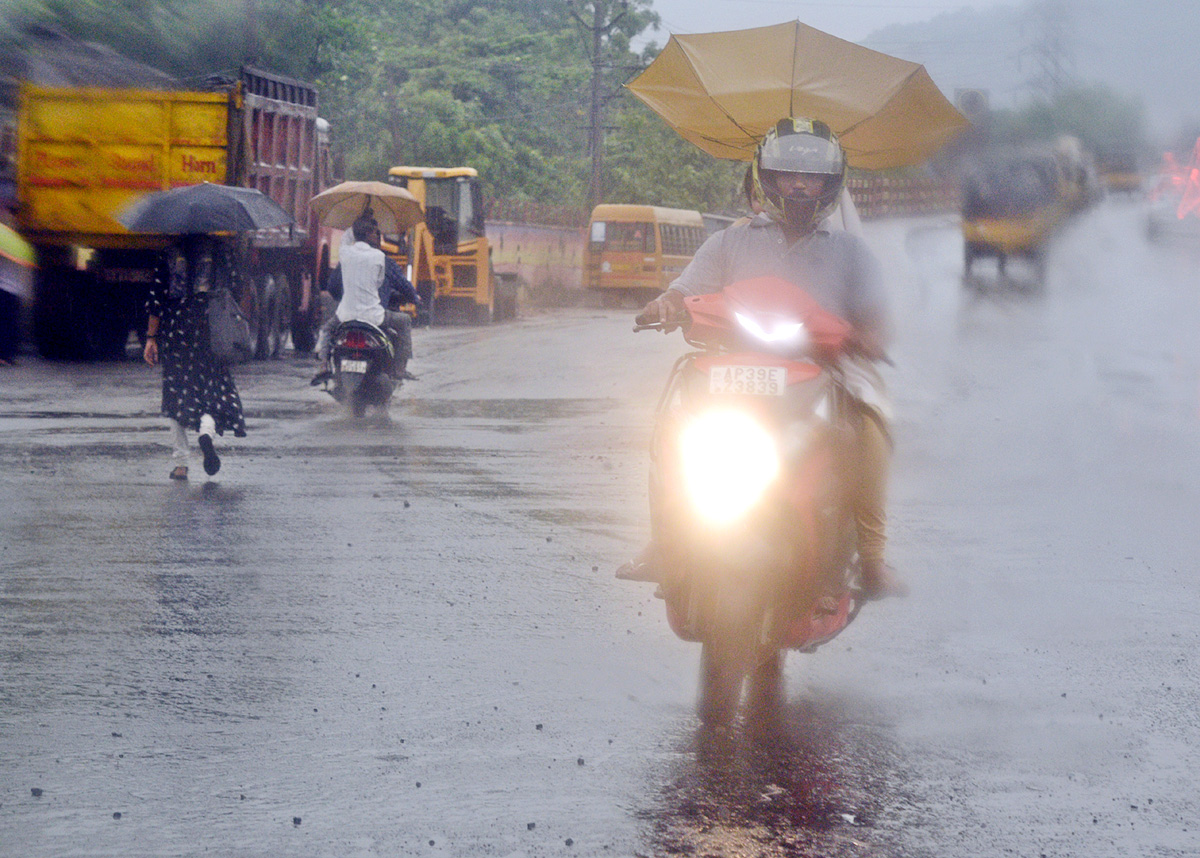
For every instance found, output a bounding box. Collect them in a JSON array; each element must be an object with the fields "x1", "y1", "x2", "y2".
[{"x1": 961, "y1": 151, "x2": 1068, "y2": 277}]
